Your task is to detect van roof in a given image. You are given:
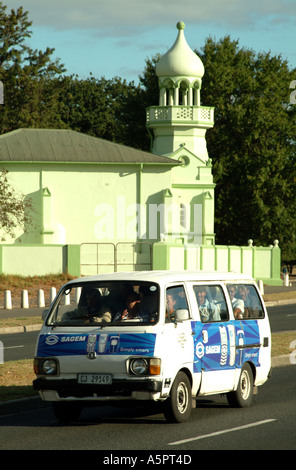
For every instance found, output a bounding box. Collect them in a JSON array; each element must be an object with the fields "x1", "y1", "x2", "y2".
[{"x1": 67, "y1": 271, "x2": 254, "y2": 286}]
